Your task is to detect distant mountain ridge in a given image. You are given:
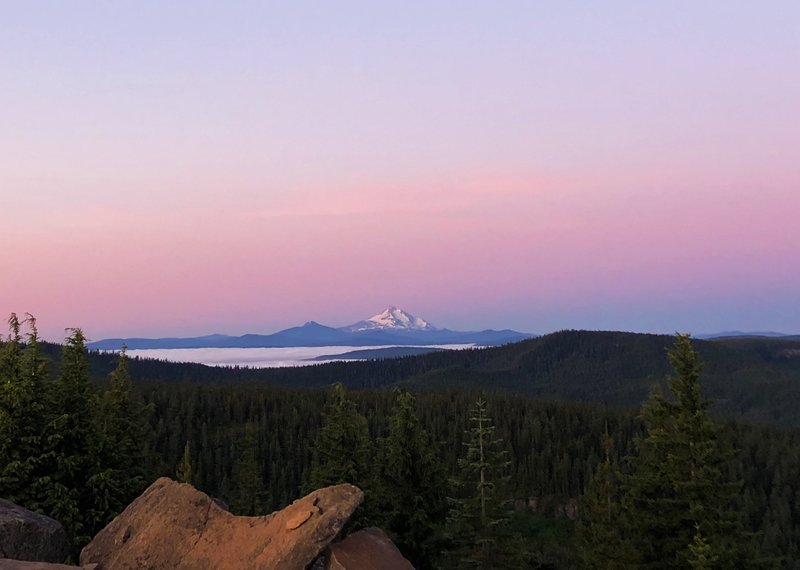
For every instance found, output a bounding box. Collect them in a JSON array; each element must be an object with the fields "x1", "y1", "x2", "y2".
[
  {"x1": 696, "y1": 331, "x2": 798, "y2": 340},
  {"x1": 87, "y1": 307, "x2": 533, "y2": 350}
]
